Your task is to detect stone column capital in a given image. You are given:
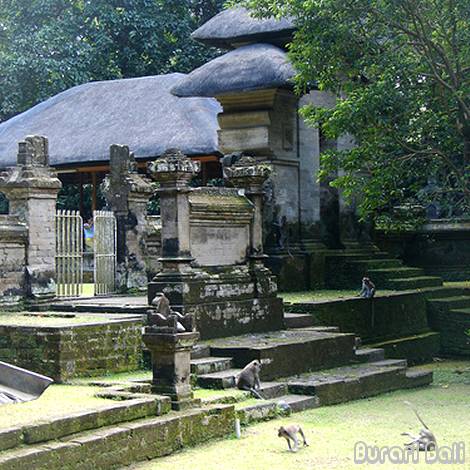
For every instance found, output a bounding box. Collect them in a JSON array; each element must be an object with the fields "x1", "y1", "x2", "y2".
[
  {"x1": 225, "y1": 156, "x2": 272, "y2": 193},
  {"x1": 148, "y1": 148, "x2": 200, "y2": 186}
]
